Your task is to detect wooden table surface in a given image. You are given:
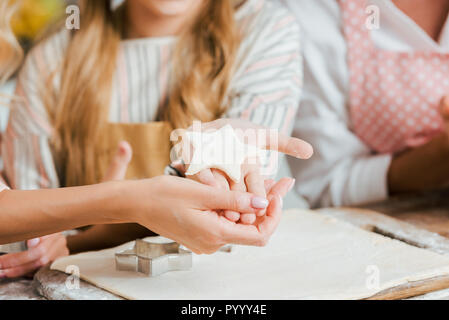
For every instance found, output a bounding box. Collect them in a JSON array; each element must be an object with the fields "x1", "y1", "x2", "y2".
[
  {"x1": 362, "y1": 189, "x2": 449, "y2": 238},
  {"x1": 3, "y1": 189, "x2": 449, "y2": 300}
]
